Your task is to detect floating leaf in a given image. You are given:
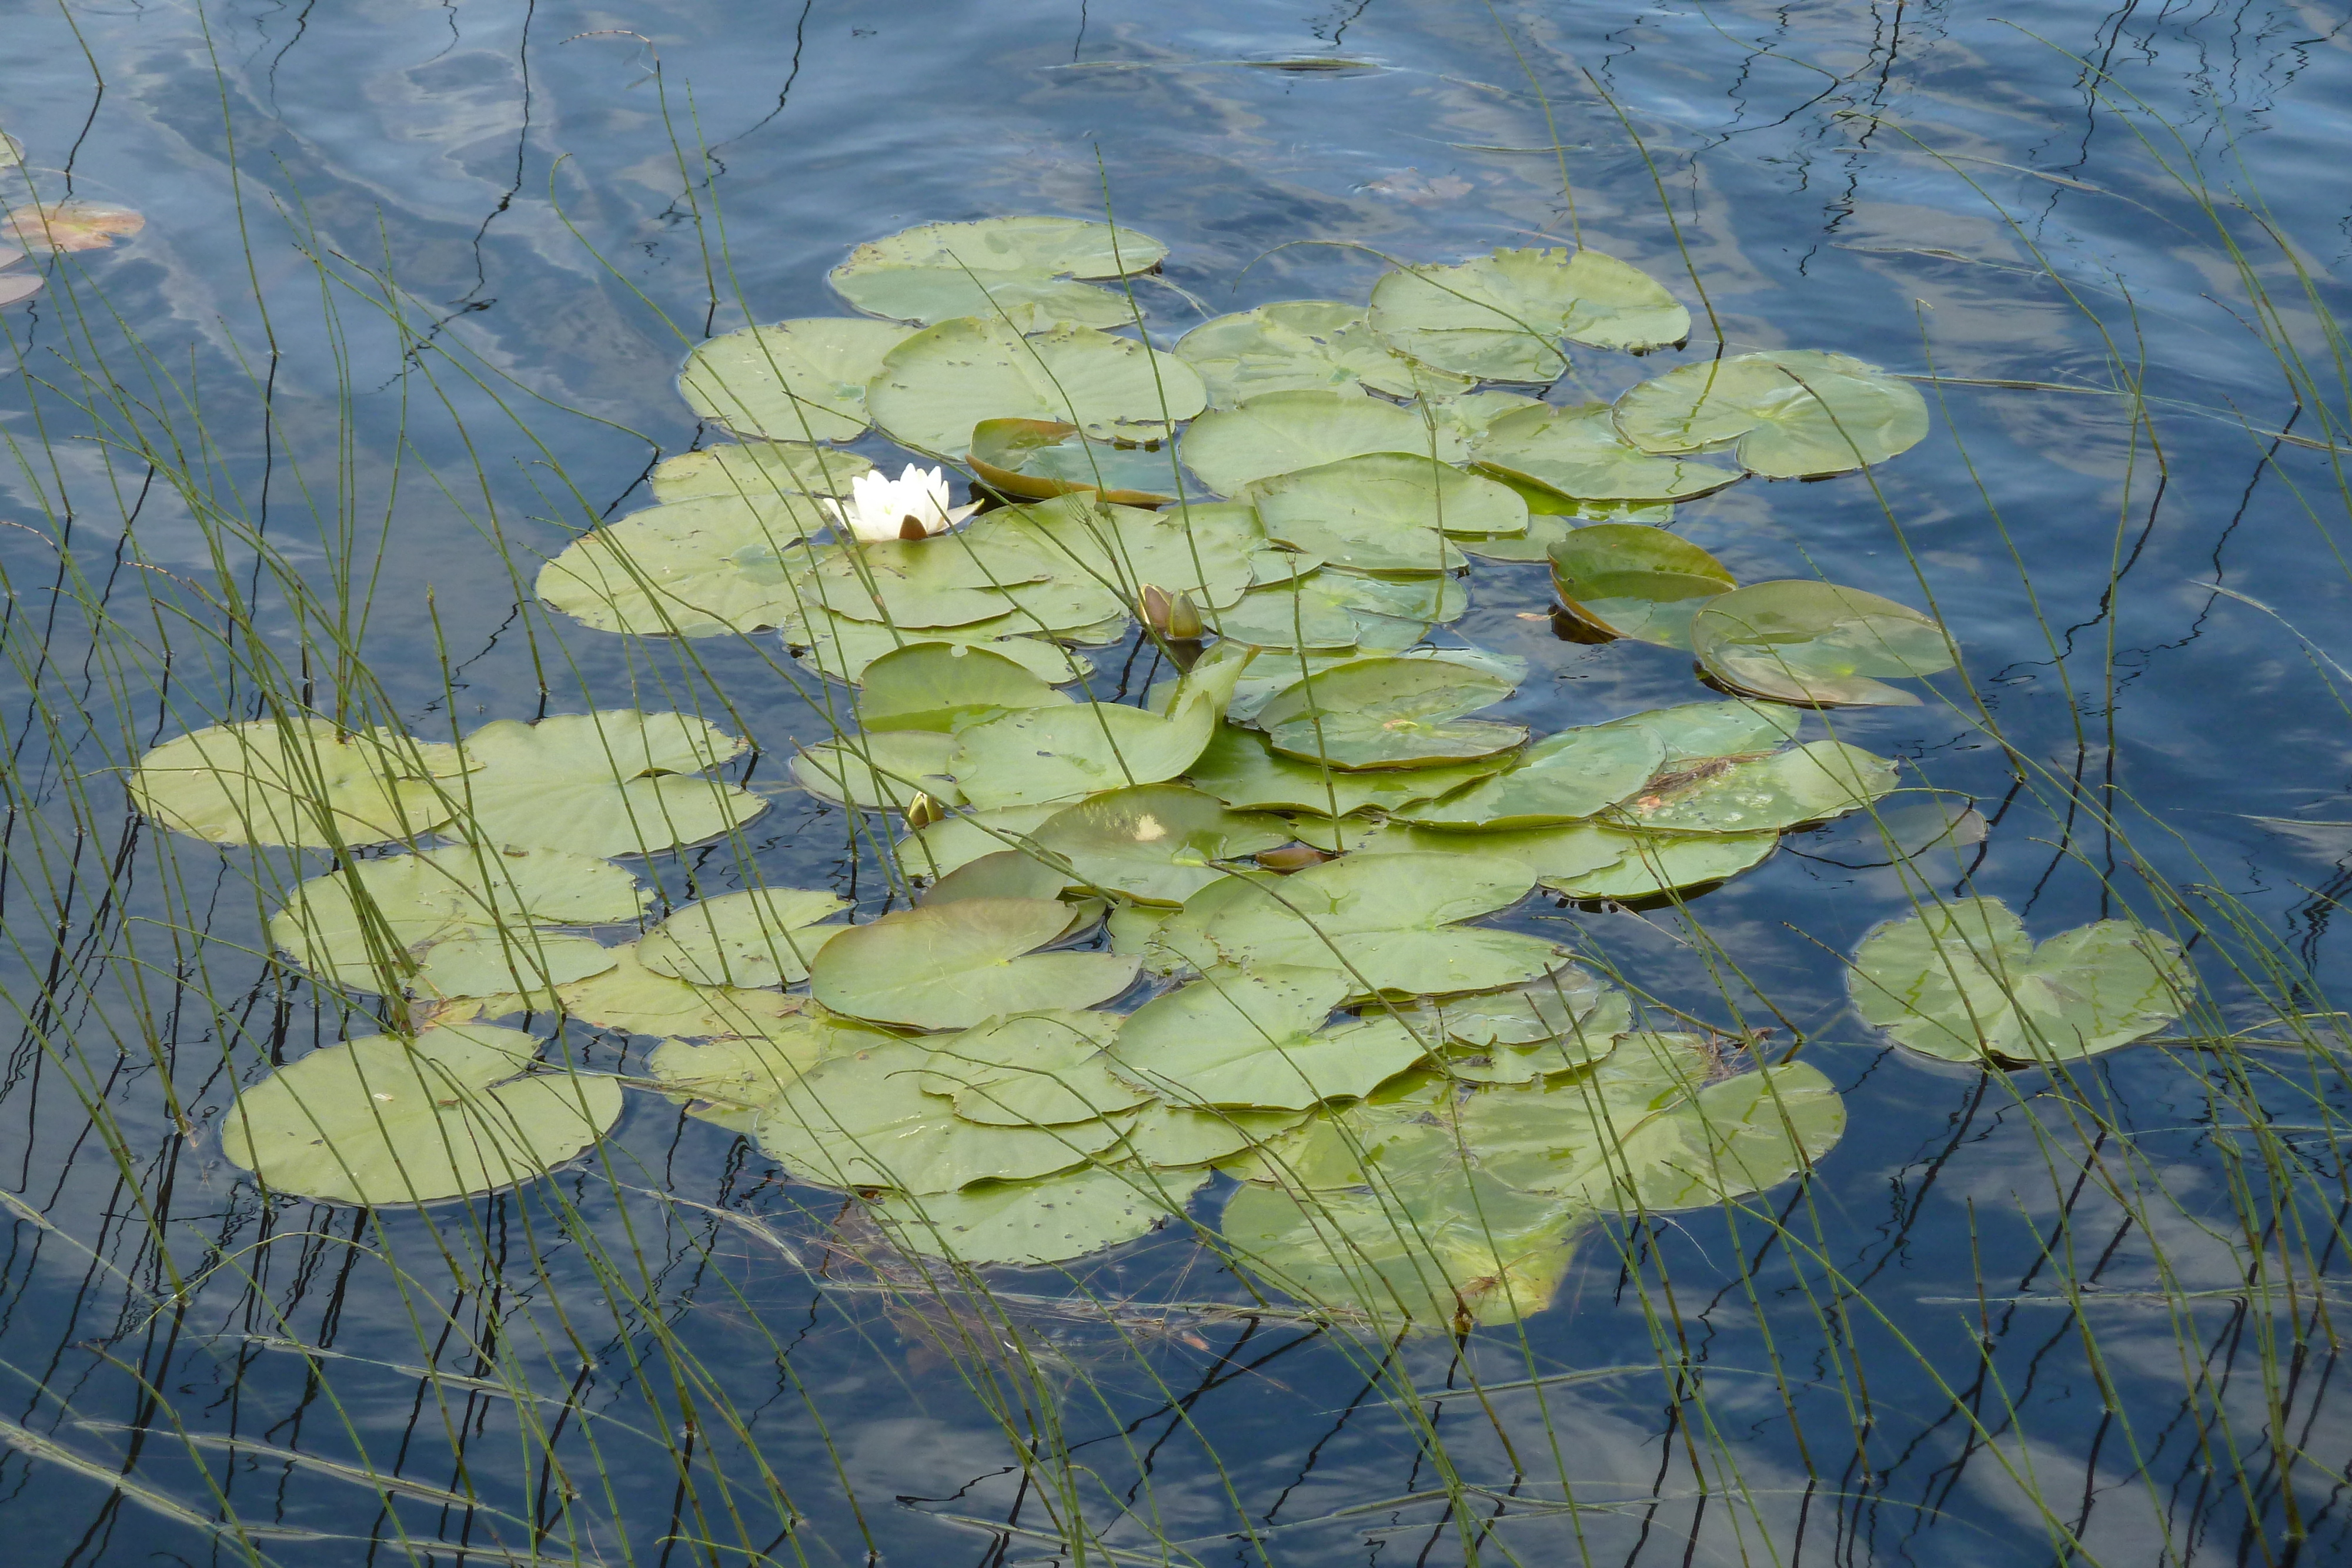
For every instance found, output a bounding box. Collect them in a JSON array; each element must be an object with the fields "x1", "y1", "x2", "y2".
[
  {"x1": 1454, "y1": 1030, "x2": 1714, "y2": 1197},
  {"x1": 1247, "y1": 452, "x2": 1523, "y2": 572},
  {"x1": 534, "y1": 493, "x2": 831, "y2": 638},
  {"x1": 786, "y1": 530, "x2": 1053, "y2": 630},
  {"x1": 1548, "y1": 524, "x2": 1736, "y2": 648},
  {"x1": 406, "y1": 933, "x2": 616, "y2": 1001},
  {"x1": 1179, "y1": 391, "x2": 1460, "y2": 496},
  {"x1": 651, "y1": 443, "x2": 873, "y2": 503},
  {"x1": 0, "y1": 269, "x2": 44, "y2": 309},
  {"x1": 1030, "y1": 785, "x2": 1292, "y2": 904},
  {"x1": 1542, "y1": 828, "x2": 1778, "y2": 901},
  {"x1": 1590, "y1": 699, "x2": 1801, "y2": 764},
  {"x1": 1690, "y1": 580, "x2": 1953, "y2": 707},
  {"x1": 637, "y1": 888, "x2": 851, "y2": 988},
  {"x1": 1847, "y1": 897, "x2": 2193, "y2": 1065},
  {"x1": 785, "y1": 610, "x2": 1093, "y2": 686},
  {"x1": 1613, "y1": 1061, "x2": 1846, "y2": 1211},
  {"x1": 1394, "y1": 721, "x2": 1665, "y2": 827},
  {"x1": 918, "y1": 1009, "x2": 1152, "y2": 1125},
  {"x1": 948, "y1": 647, "x2": 1246, "y2": 808},
  {"x1": 856, "y1": 642, "x2": 1072, "y2": 733},
  {"x1": 1115, "y1": 1102, "x2": 1312, "y2": 1168},
  {"x1": 870, "y1": 1166, "x2": 1204, "y2": 1265},
  {"x1": 921, "y1": 848, "x2": 1071, "y2": 906},
  {"x1": 1251, "y1": 657, "x2": 1525, "y2": 769},
  {"x1": 992, "y1": 494, "x2": 1261, "y2": 613},
  {"x1": 645, "y1": 1011, "x2": 902, "y2": 1131},
  {"x1": 1174, "y1": 300, "x2": 1472, "y2": 406},
  {"x1": 446, "y1": 711, "x2": 761, "y2": 857},
  {"x1": 1183, "y1": 724, "x2": 1508, "y2": 817},
  {"x1": 969, "y1": 420, "x2": 1179, "y2": 505},
  {"x1": 1112, "y1": 965, "x2": 1425, "y2": 1110},
  {"x1": 791, "y1": 729, "x2": 964, "y2": 813},
  {"x1": 868, "y1": 318, "x2": 1206, "y2": 456},
  {"x1": 131, "y1": 718, "x2": 465, "y2": 848},
  {"x1": 220, "y1": 1025, "x2": 621, "y2": 1205},
  {"x1": 1472, "y1": 402, "x2": 1738, "y2": 506},
  {"x1": 1612, "y1": 740, "x2": 1896, "y2": 835},
  {"x1": 833, "y1": 266, "x2": 1138, "y2": 333},
  {"x1": 1419, "y1": 390, "x2": 1545, "y2": 446},
  {"x1": 756, "y1": 1039, "x2": 1125, "y2": 1192},
  {"x1": 1418, "y1": 975, "x2": 1635, "y2": 1084},
  {"x1": 1191, "y1": 851, "x2": 1567, "y2": 997},
  {"x1": 809, "y1": 898, "x2": 1139, "y2": 1029},
  {"x1": 1613, "y1": 350, "x2": 1929, "y2": 477},
  {"x1": 896, "y1": 803, "x2": 1067, "y2": 878},
  {"x1": 557, "y1": 944, "x2": 804, "y2": 1039},
  {"x1": 269, "y1": 846, "x2": 646, "y2": 992},
  {"x1": 1204, "y1": 569, "x2": 1462, "y2": 650},
  {"x1": 680, "y1": 319, "x2": 917, "y2": 444},
  {"x1": 4, "y1": 200, "x2": 144, "y2": 254},
  {"x1": 1218, "y1": 644, "x2": 1522, "y2": 726},
  {"x1": 1343, "y1": 820, "x2": 1629, "y2": 888},
  {"x1": 836, "y1": 216, "x2": 1167, "y2": 280},
  {"x1": 1368, "y1": 247, "x2": 1690, "y2": 381}
]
